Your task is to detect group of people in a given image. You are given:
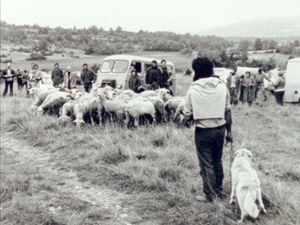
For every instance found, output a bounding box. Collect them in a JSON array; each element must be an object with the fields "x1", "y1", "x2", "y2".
[
  {"x1": 1, "y1": 62, "x2": 97, "y2": 96},
  {"x1": 227, "y1": 68, "x2": 286, "y2": 106},
  {"x1": 128, "y1": 59, "x2": 173, "y2": 94}
]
